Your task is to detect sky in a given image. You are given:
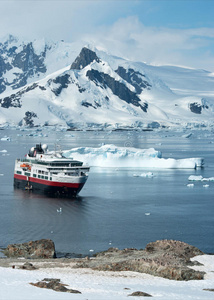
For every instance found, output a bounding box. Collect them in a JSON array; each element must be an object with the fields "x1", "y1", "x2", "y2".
[{"x1": 0, "y1": 0, "x2": 214, "y2": 71}]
